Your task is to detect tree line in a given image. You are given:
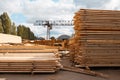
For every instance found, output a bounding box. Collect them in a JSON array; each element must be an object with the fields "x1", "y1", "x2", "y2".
[{"x1": 0, "y1": 12, "x2": 36, "y2": 40}]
